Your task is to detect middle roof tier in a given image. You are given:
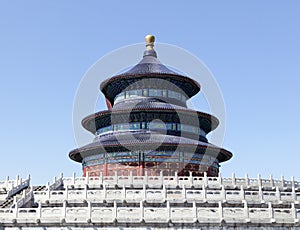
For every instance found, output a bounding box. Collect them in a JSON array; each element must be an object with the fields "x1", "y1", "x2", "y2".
[{"x1": 82, "y1": 98, "x2": 219, "y2": 136}]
